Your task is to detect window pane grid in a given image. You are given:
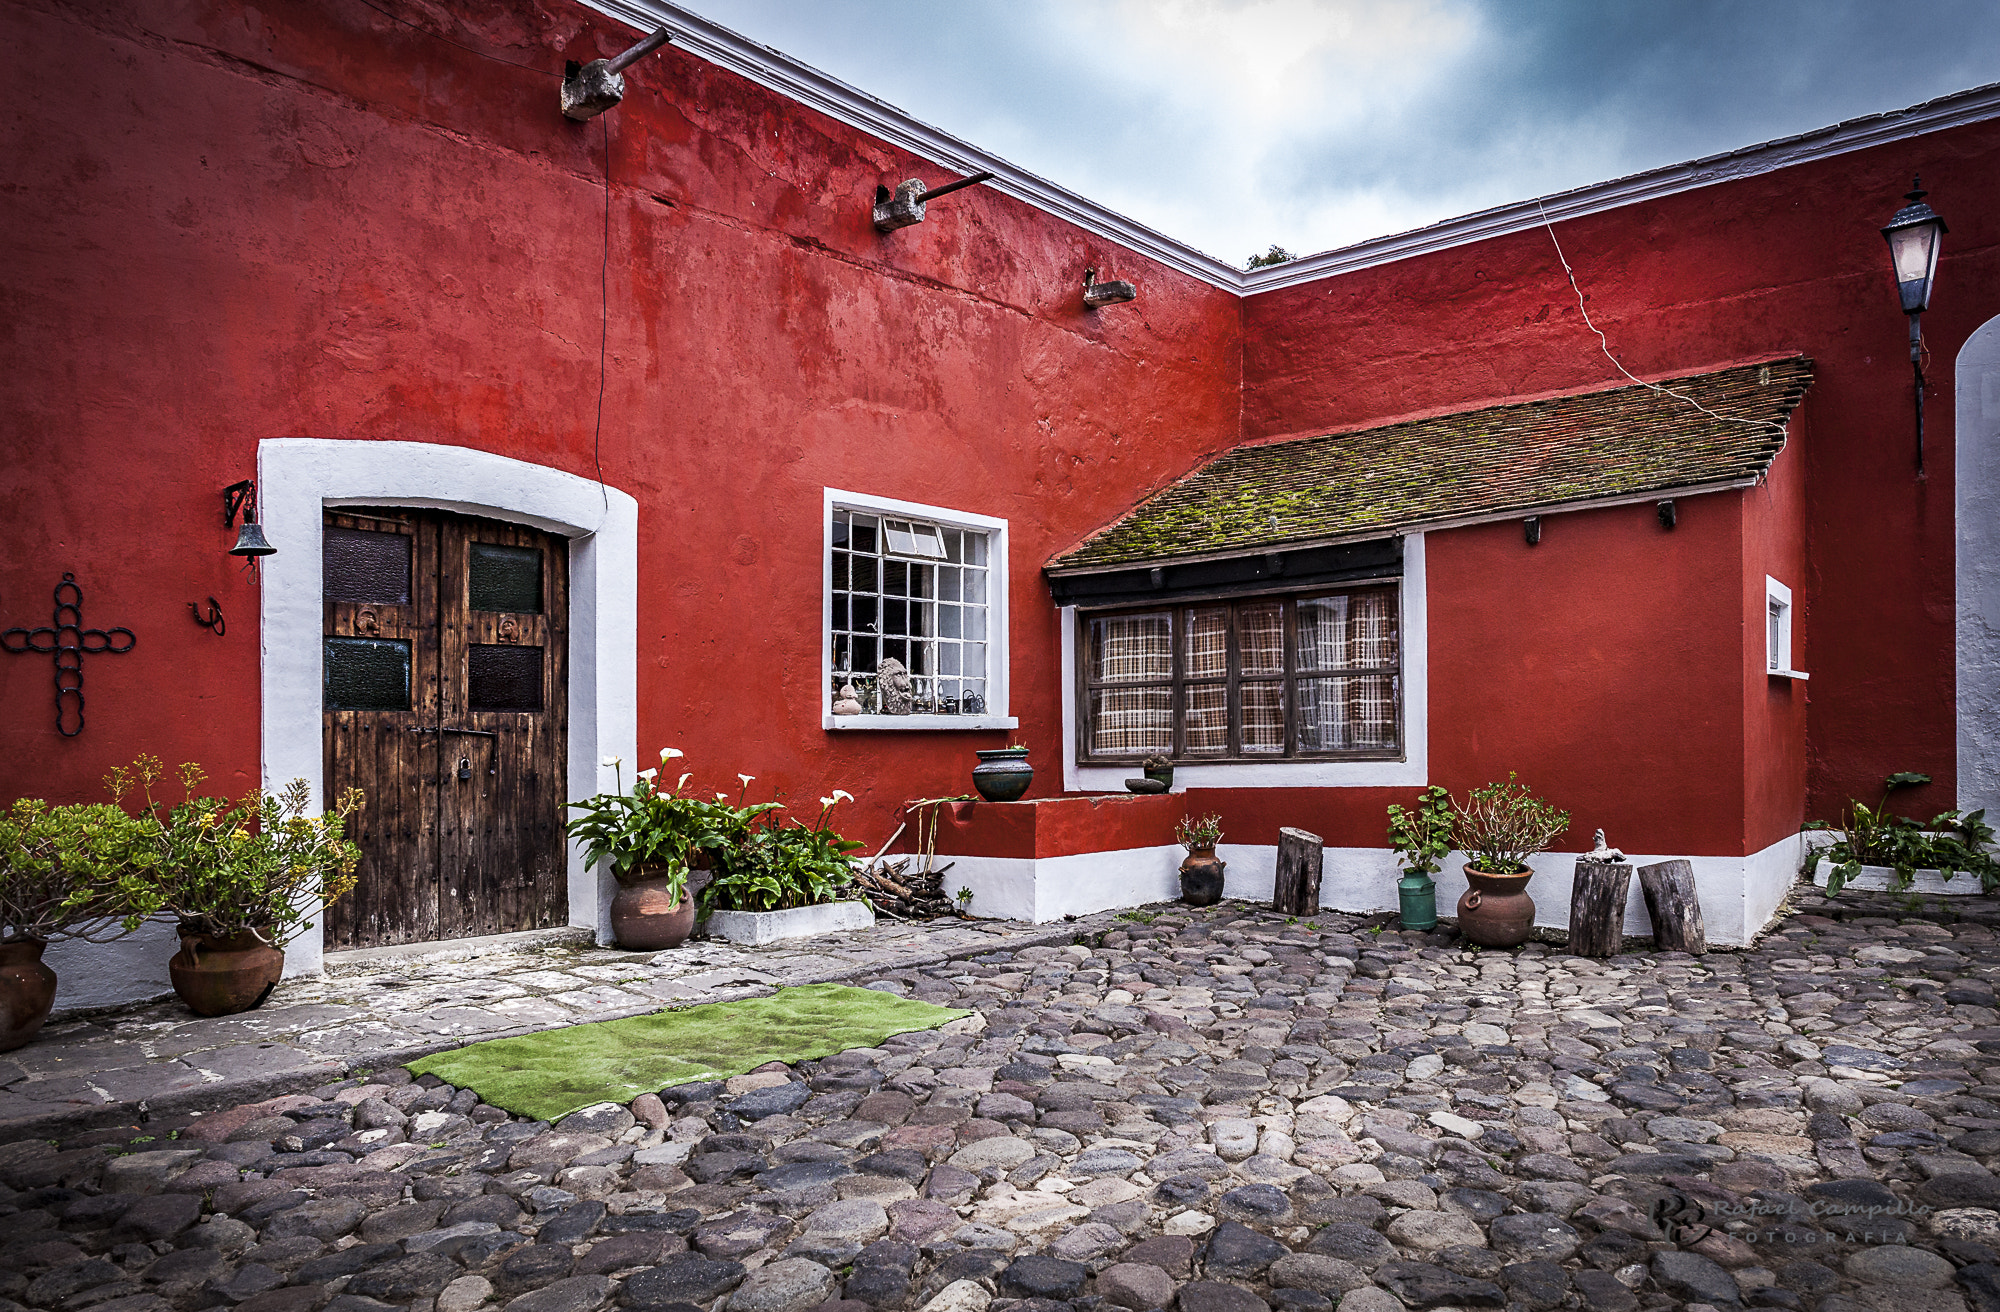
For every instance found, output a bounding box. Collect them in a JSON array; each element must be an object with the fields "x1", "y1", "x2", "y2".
[
  {"x1": 832, "y1": 510, "x2": 991, "y2": 715},
  {"x1": 1080, "y1": 585, "x2": 1400, "y2": 762}
]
